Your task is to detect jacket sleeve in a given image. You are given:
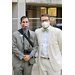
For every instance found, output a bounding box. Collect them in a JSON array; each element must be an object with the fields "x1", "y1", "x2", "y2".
[
  {"x1": 57, "y1": 29, "x2": 62, "y2": 52},
  {"x1": 30, "y1": 33, "x2": 38, "y2": 57},
  {"x1": 12, "y1": 33, "x2": 24, "y2": 60}
]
